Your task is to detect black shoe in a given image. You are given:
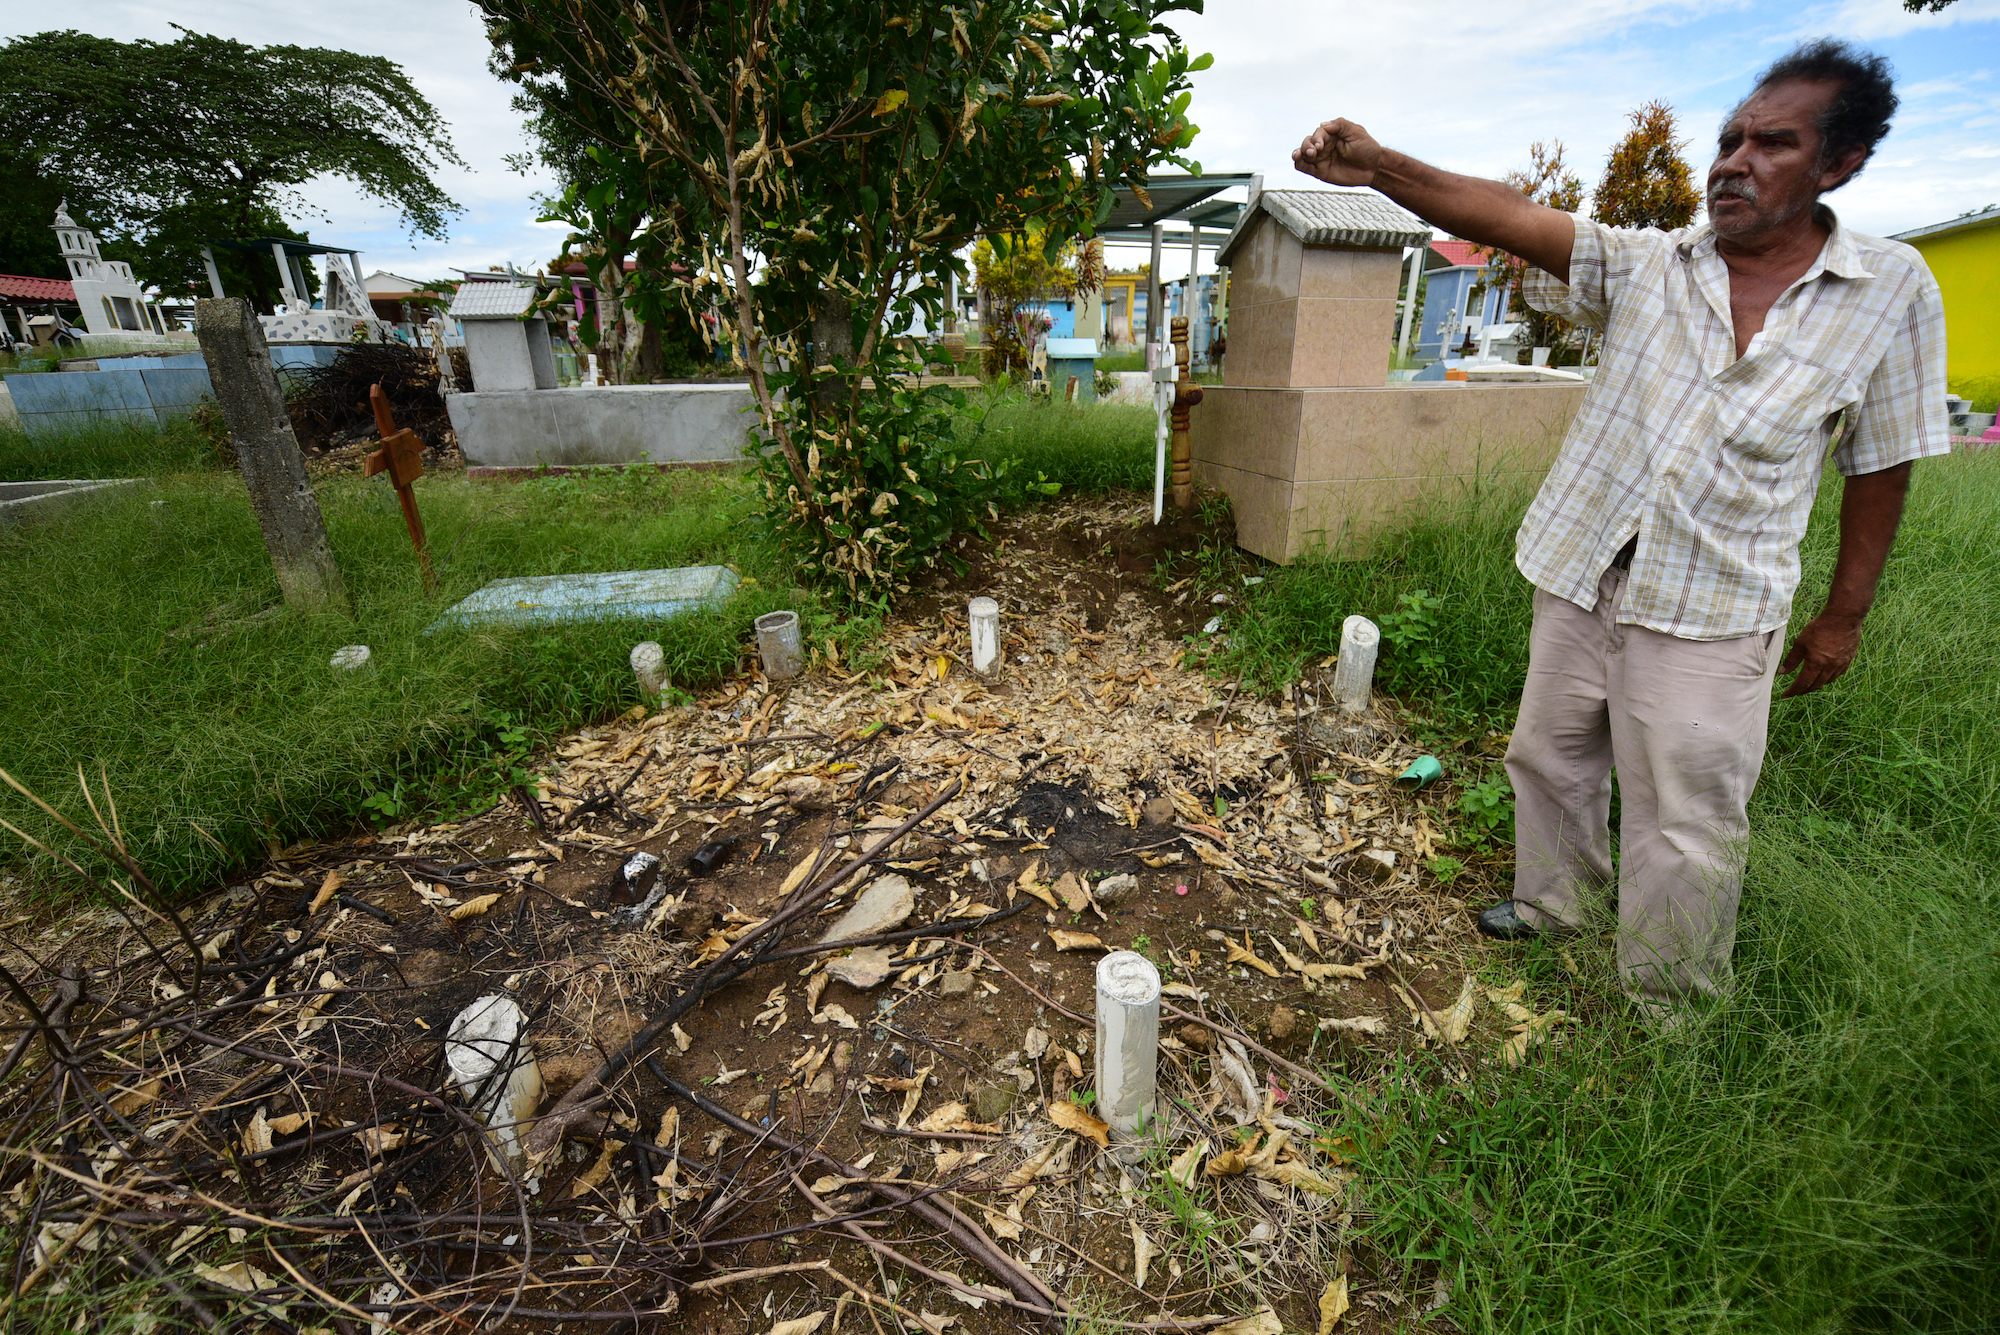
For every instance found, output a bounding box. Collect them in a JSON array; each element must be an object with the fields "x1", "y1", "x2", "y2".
[{"x1": 1477, "y1": 900, "x2": 1542, "y2": 941}]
